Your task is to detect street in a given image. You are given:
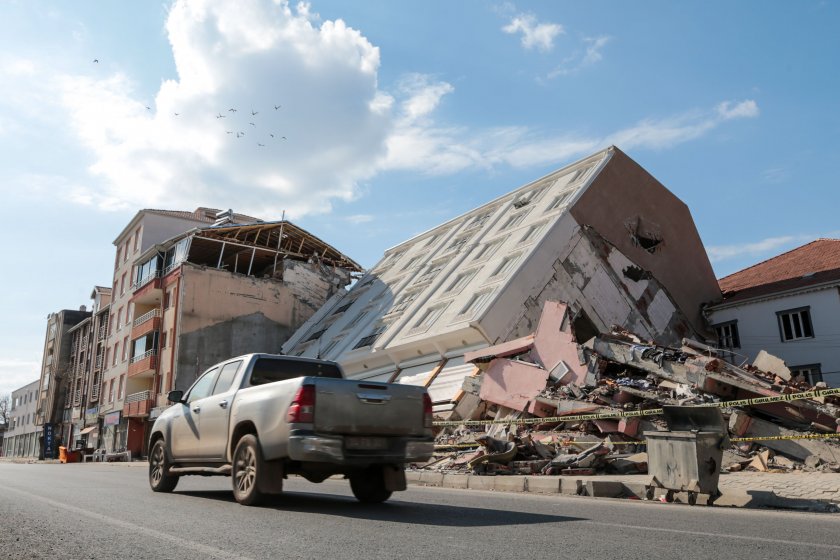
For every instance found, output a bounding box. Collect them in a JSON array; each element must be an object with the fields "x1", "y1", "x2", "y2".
[{"x1": 1, "y1": 462, "x2": 839, "y2": 559}]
